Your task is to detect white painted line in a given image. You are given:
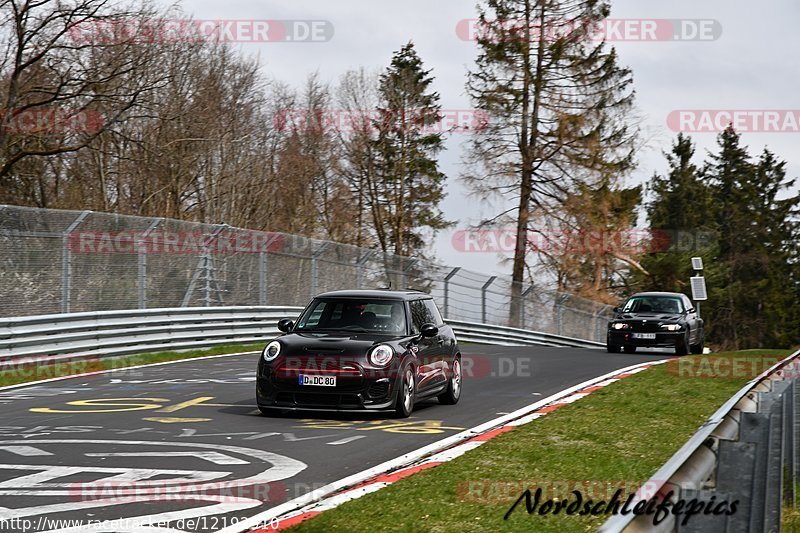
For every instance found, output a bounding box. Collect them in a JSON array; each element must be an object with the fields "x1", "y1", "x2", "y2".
[
  {"x1": 0, "y1": 351, "x2": 260, "y2": 393},
  {"x1": 85, "y1": 451, "x2": 249, "y2": 465},
  {"x1": 217, "y1": 359, "x2": 669, "y2": 533},
  {"x1": 326, "y1": 436, "x2": 366, "y2": 446},
  {"x1": 0, "y1": 445, "x2": 53, "y2": 457}
]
